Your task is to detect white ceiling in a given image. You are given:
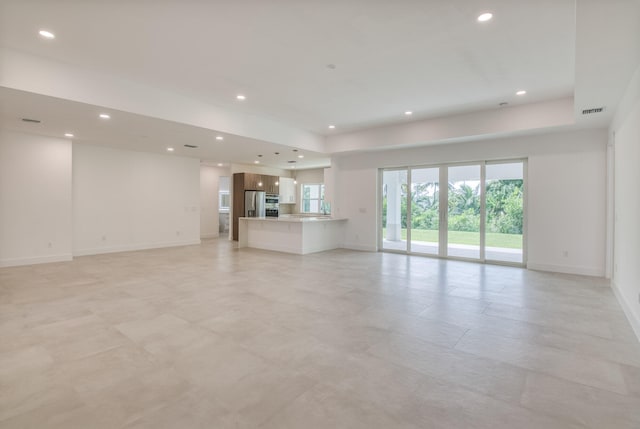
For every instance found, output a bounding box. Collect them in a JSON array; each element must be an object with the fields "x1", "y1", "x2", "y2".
[
  {"x1": 0, "y1": 0, "x2": 638, "y2": 167},
  {"x1": 0, "y1": 0, "x2": 576, "y2": 134},
  {"x1": 0, "y1": 87, "x2": 329, "y2": 170}
]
